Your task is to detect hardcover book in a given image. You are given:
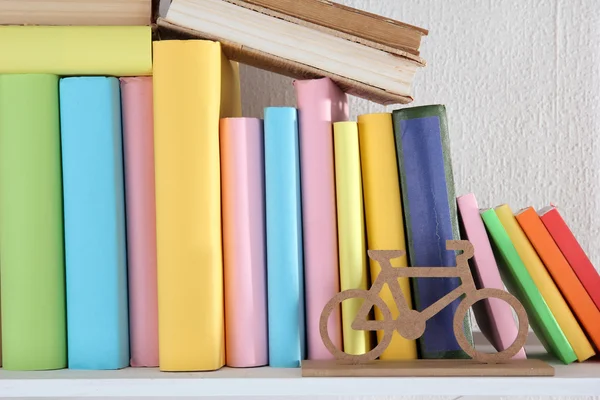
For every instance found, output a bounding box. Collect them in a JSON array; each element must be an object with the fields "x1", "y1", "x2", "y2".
[
  {"x1": 496, "y1": 205, "x2": 594, "y2": 362},
  {"x1": 393, "y1": 105, "x2": 472, "y2": 359},
  {"x1": 158, "y1": 0, "x2": 426, "y2": 105},
  {"x1": 481, "y1": 209, "x2": 576, "y2": 365}
]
